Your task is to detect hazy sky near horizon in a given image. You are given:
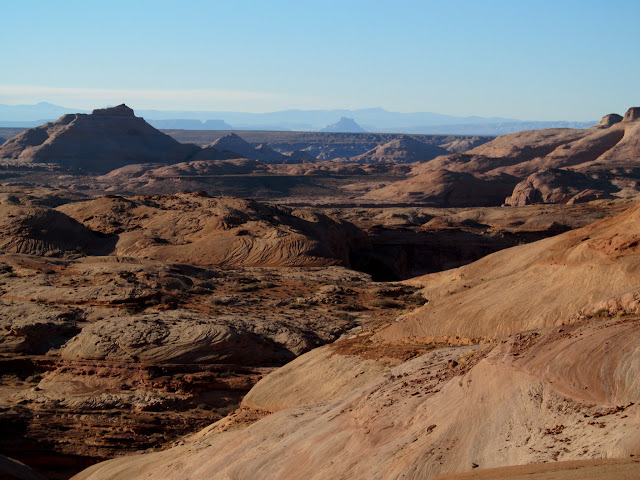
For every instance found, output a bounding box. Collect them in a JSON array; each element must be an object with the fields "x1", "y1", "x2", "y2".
[{"x1": 2, "y1": 0, "x2": 639, "y2": 120}]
